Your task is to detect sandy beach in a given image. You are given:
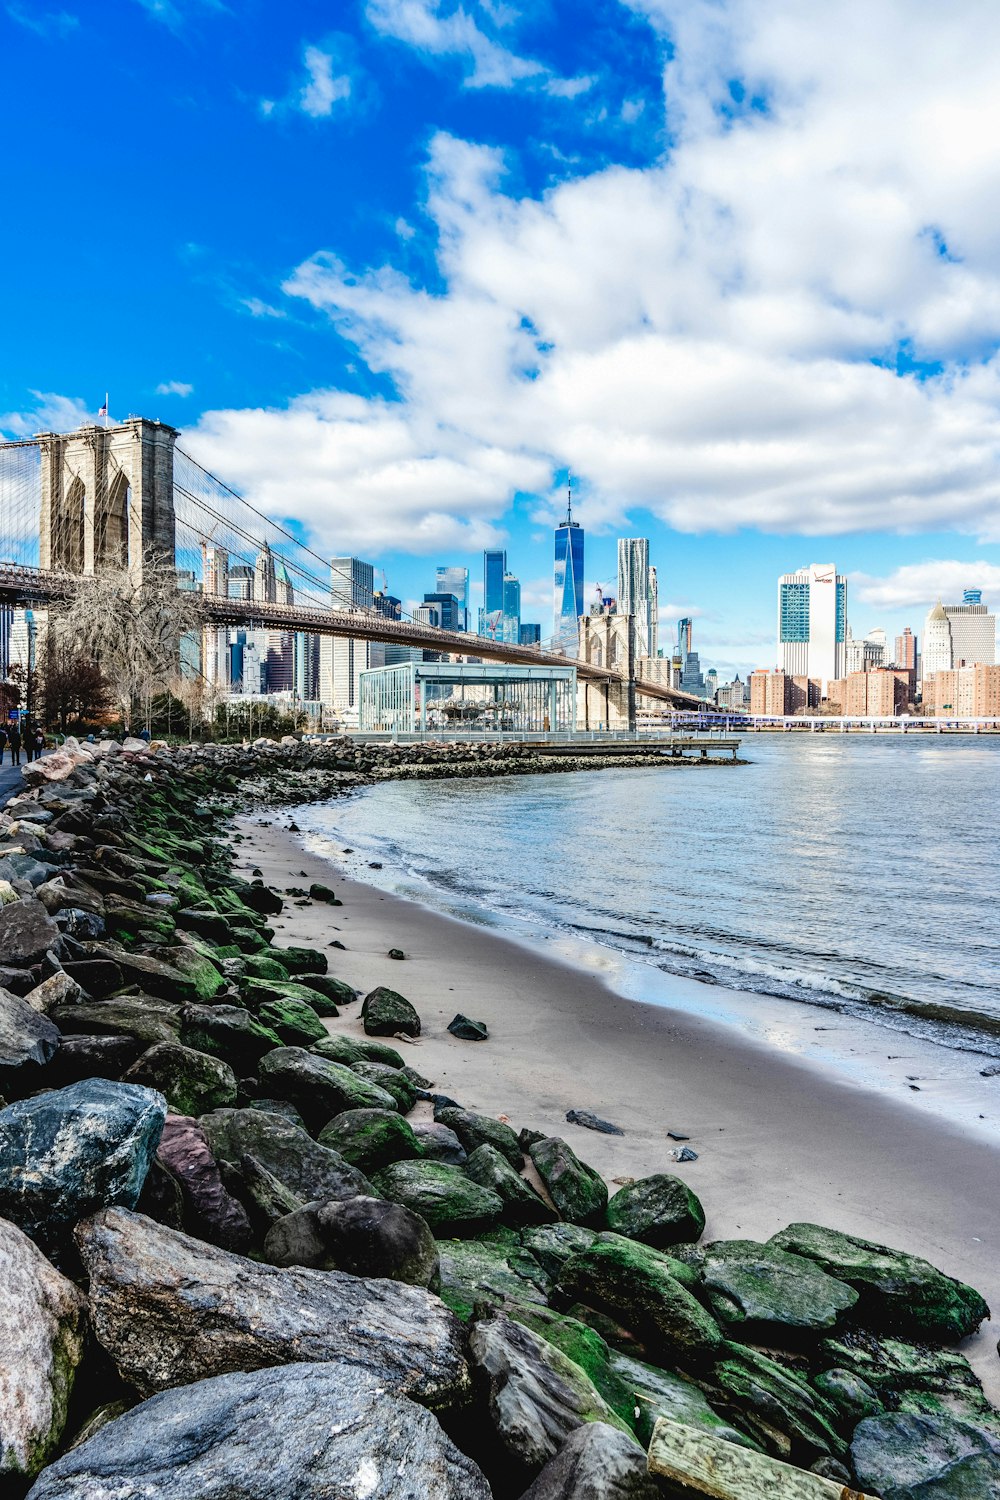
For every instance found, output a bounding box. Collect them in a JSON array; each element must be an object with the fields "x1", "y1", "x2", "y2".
[{"x1": 231, "y1": 811, "x2": 1000, "y2": 1399}]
